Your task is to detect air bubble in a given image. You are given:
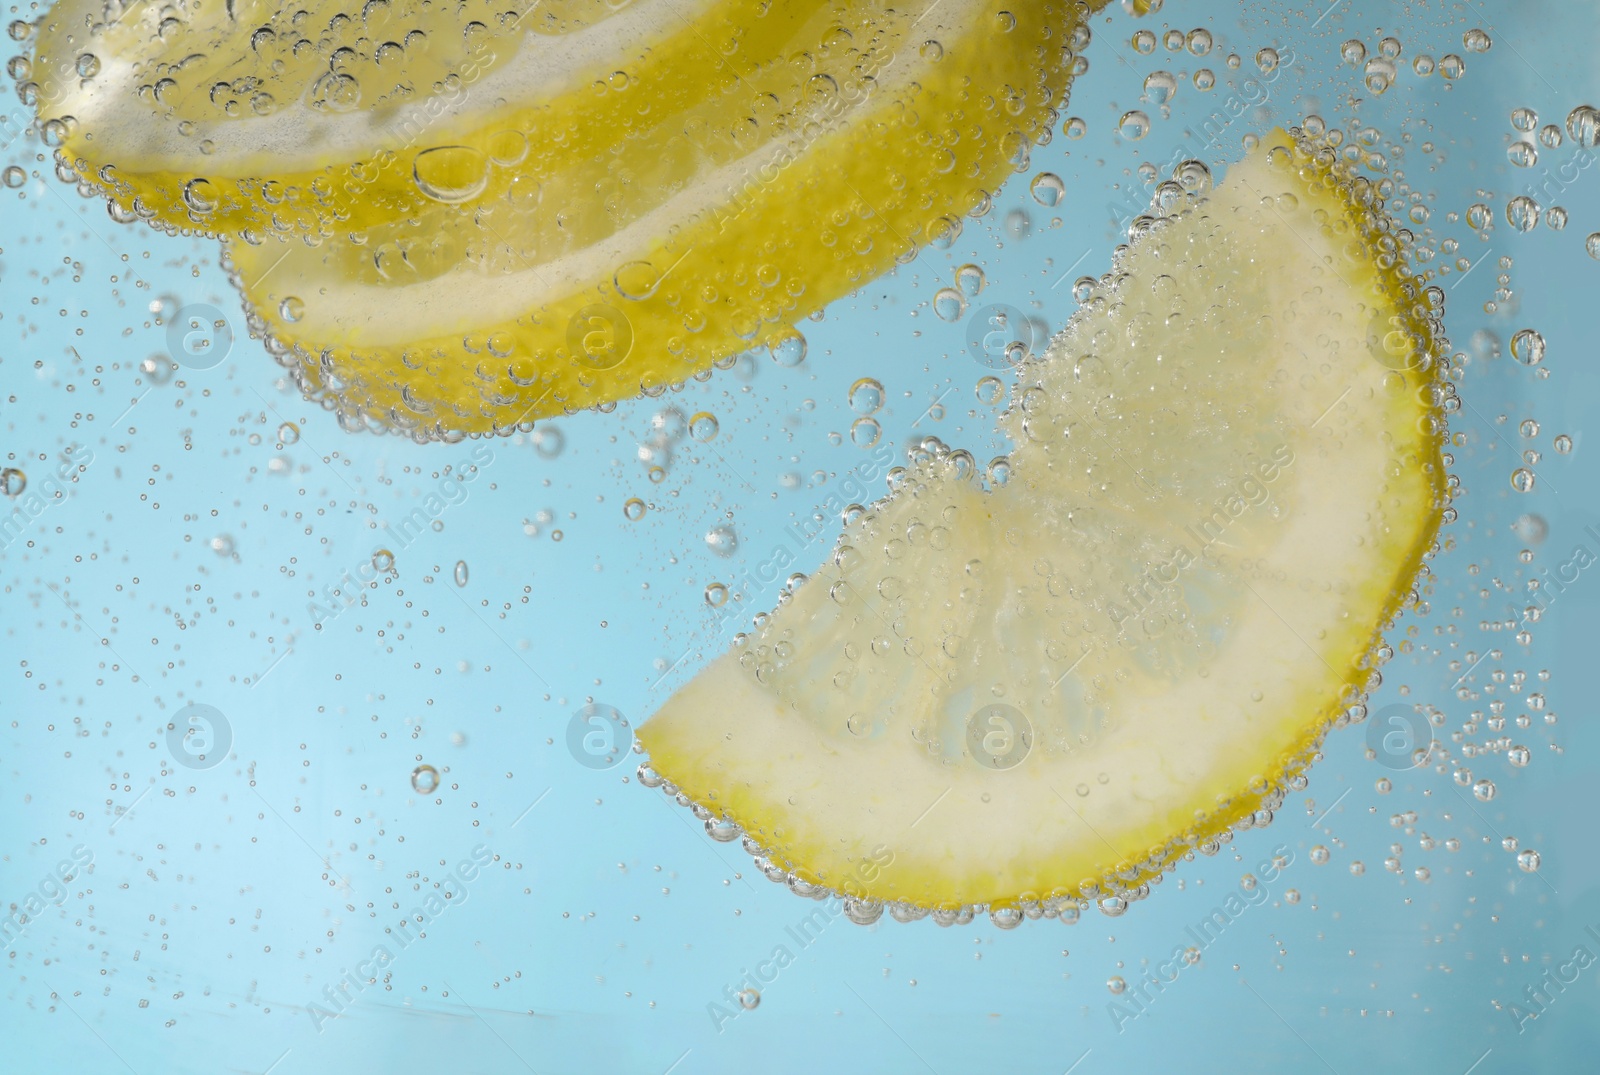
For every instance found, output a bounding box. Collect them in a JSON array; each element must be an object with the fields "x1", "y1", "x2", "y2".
[
  {"x1": 705, "y1": 525, "x2": 738, "y2": 557},
  {"x1": 689, "y1": 412, "x2": 719, "y2": 441},
  {"x1": 933, "y1": 288, "x2": 967, "y2": 322},
  {"x1": 849, "y1": 378, "x2": 885, "y2": 415},
  {"x1": 1462, "y1": 28, "x2": 1492, "y2": 52},
  {"x1": 1505, "y1": 196, "x2": 1541, "y2": 232},
  {"x1": 1030, "y1": 172, "x2": 1065, "y2": 207},
  {"x1": 1119, "y1": 110, "x2": 1150, "y2": 140},
  {"x1": 1568, "y1": 105, "x2": 1600, "y2": 149},
  {"x1": 623, "y1": 498, "x2": 646, "y2": 521},
  {"x1": 412, "y1": 145, "x2": 489, "y2": 203},
  {"x1": 851, "y1": 417, "x2": 882, "y2": 448},
  {"x1": 411, "y1": 764, "x2": 440, "y2": 794},
  {"x1": 1510, "y1": 328, "x2": 1545, "y2": 365}
]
